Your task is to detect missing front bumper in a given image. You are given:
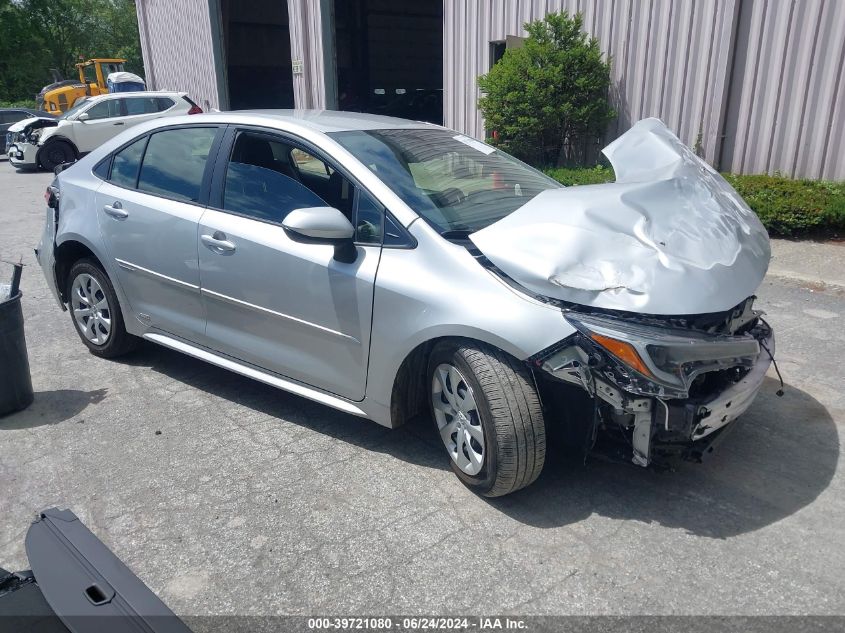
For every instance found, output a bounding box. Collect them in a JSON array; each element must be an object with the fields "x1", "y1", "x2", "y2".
[{"x1": 537, "y1": 326, "x2": 775, "y2": 467}]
